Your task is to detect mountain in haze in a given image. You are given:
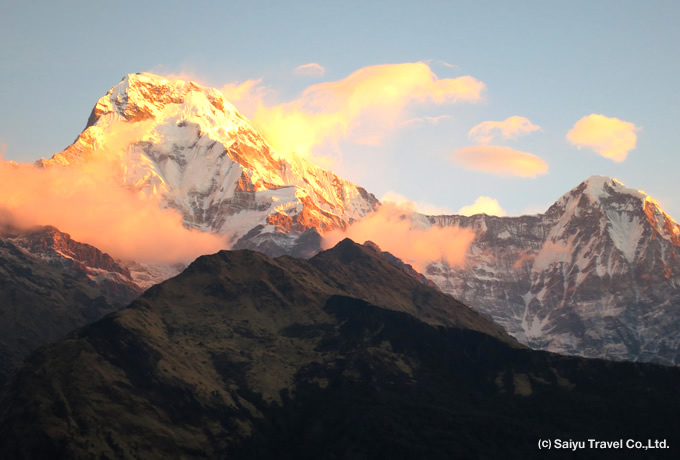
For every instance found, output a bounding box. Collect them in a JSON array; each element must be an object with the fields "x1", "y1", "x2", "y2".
[
  {"x1": 0, "y1": 239, "x2": 677, "y2": 459},
  {"x1": 41, "y1": 72, "x2": 377, "y2": 259},
  {"x1": 426, "y1": 176, "x2": 680, "y2": 364},
  {"x1": 31, "y1": 74, "x2": 680, "y2": 364},
  {"x1": 0, "y1": 224, "x2": 142, "y2": 388}
]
